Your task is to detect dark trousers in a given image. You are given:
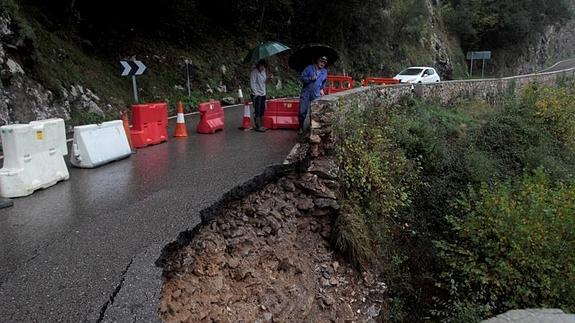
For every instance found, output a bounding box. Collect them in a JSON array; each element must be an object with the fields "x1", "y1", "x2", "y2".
[
  {"x1": 299, "y1": 90, "x2": 317, "y2": 128},
  {"x1": 253, "y1": 95, "x2": 266, "y2": 118}
]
